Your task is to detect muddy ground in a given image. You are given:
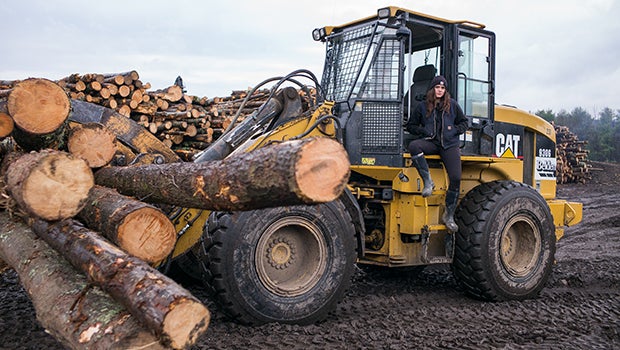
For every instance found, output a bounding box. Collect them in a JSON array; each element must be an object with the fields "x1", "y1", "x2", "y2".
[{"x1": 1, "y1": 161, "x2": 619, "y2": 350}]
